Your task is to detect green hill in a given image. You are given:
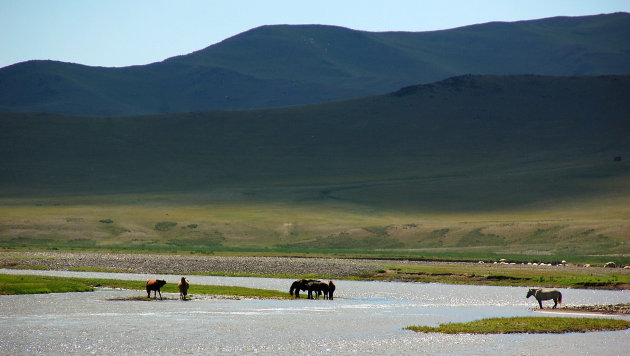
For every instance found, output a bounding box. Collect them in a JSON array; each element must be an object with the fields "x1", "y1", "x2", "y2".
[
  {"x1": 1, "y1": 74, "x2": 628, "y2": 210},
  {"x1": 1, "y1": 13, "x2": 629, "y2": 115},
  {"x1": 1, "y1": 75, "x2": 629, "y2": 260}
]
